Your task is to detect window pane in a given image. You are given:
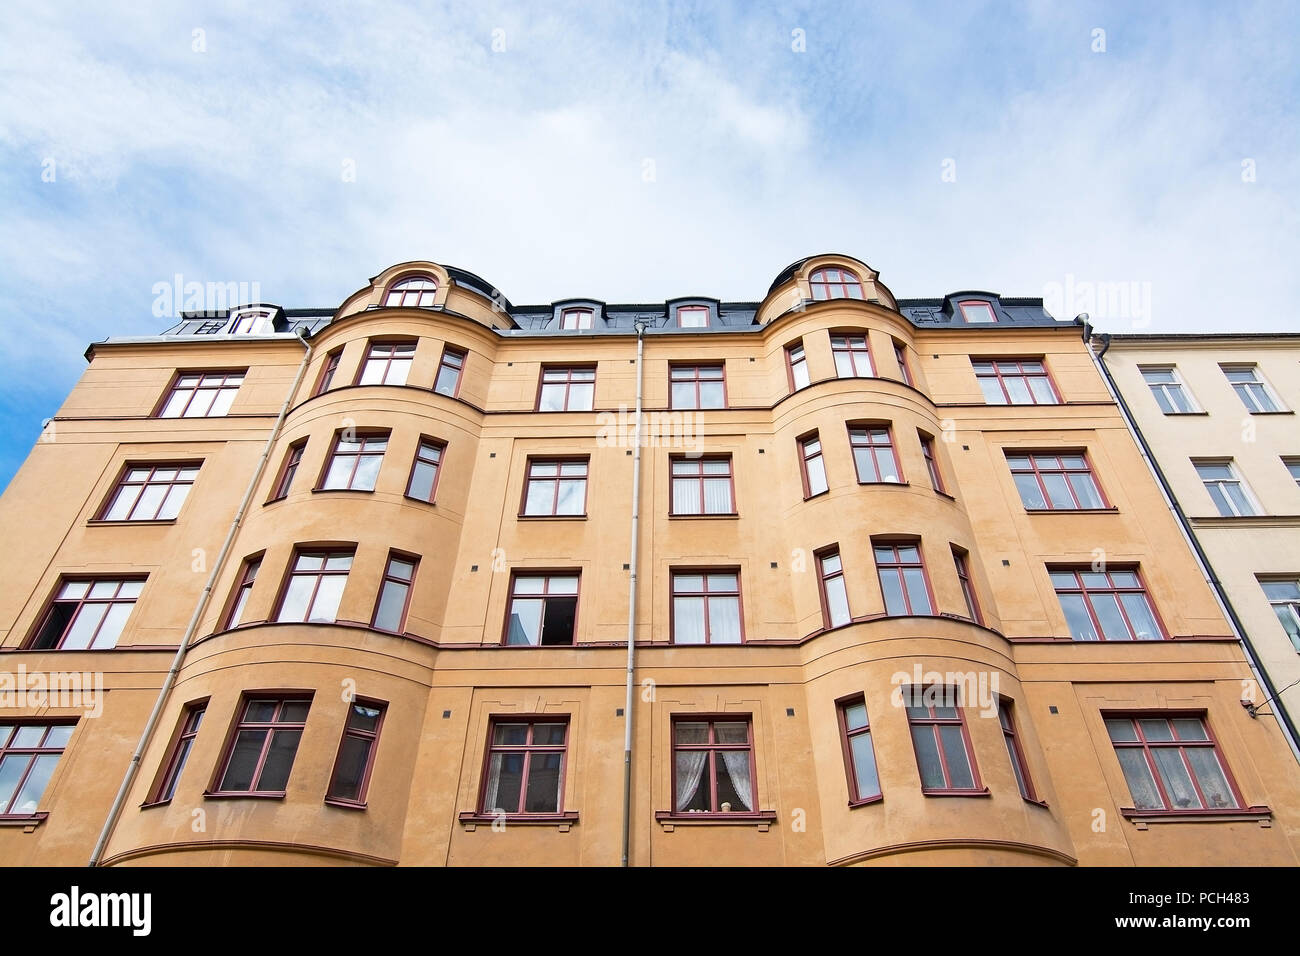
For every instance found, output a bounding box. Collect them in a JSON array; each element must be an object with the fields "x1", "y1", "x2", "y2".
[
  {"x1": 408, "y1": 461, "x2": 436, "y2": 501},
  {"x1": 805, "y1": 455, "x2": 828, "y2": 495},
  {"x1": 1091, "y1": 593, "x2": 1132, "y2": 640},
  {"x1": 374, "y1": 581, "x2": 409, "y2": 631},
  {"x1": 911, "y1": 726, "x2": 945, "y2": 789},
  {"x1": 533, "y1": 723, "x2": 567, "y2": 745},
  {"x1": 850, "y1": 732, "x2": 880, "y2": 798},
  {"x1": 524, "y1": 481, "x2": 553, "y2": 515},
  {"x1": 494, "y1": 724, "x2": 529, "y2": 746},
  {"x1": 843, "y1": 703, "x2": 868, "y2": 731},
  {"x1": 569, "y1": 384, "x2": 594, "y2": 410},
  {"x1": 11, "y1": 754, "x2": 60, "y2": 815},
  {"x1": 308, "y1": 575, "x2": 346, "y2": 623},
  {"x1": 1116, "y1": 749, "x2": 1164, "y2": 809},
  {"x1": 524, "y1": 753, "x2": 562, "y2": 812},
  {"x1": 1119, "y1": 593, "x2": 1161, "y2": 640},
  {"x1": 703, "y1": 478, "x2": 732, "y2": 513},
  {"x1": 699, "y1": 382, "x2": 725, "y2": 409},
  {"x1": 0, "y1": 755, "x2": 30, "y2": 811},
  {"x1": 61, "y1": 604, "x2": 108, "y2": 650},
  {"x1": 1060, "y1": 594, "x2": 1098, "y2": 640},
  {"x1": 902, "y1": 569, "x2": 932, "y2": 614},
  {"x1": 328, "y1": 735, "x2": 370, "y2": 802},
  {"x1": 280, "y1": 701, "x2": 310, "y2": 722},
  {"x1": 1004, "y1": 377, "x2": 1032, "y2": 404},
  {"x1": 487, "y1": 753, "x2": 523, "y2": 813},
  {"x1": 675, "y1": 722, "x2": 709, "y2": 744},
  {"x1": 825, "y1": 576, "x2": 850, "y2": 627},
  {"x1": 1042, "y1": 473, "x2": 1074, "y2": 509},
  {"x1": 1068, "y1": 473, "x2": 1104, "y2": 508},
  {"x1": 673, "y1": 479, "x2": 700, "y2": 514},
  {"x1": 1013, "y1": 473, "x2": 1047, "y2": 509},
  {"x1": 548, "y1": 576, "x2": 579, "y2": 595},
  {"x1": 880, "y1": 571, "x2": 907, "y2": 616},
  {"x1": 91, "y1": 602, "x2": 132, "y2": 649},
  {"x1": 1185, "y1": 748, "x2": 1236, "y2": 809},
  {"x1": 1028, "y1": 377, "x2": 1056, "y2": 403},
  {"x1": 506, "y1": 599, "x2": 543, "y2": 645},
  {"x1": 673, "y1": 597, "x2": 706, "y2": 643},
  {"x1": 939, "y1": 725, "x2": 975, "y2": 789},
  {"x1": 351, "y1": 454, "x2": 383, "y2": 491},
  {"x1": 1151, "y1": 748, "x2": 1200, "y2": 809},
  {"x1": 707, "y1": 596, "x2": 742, "y2": 643},
  {"x1": 555, "y1": 479, "x2": 585, "y2": 514},
  {"x1": 1105, "y1": 717, "x2": 1138, "y2": 741},
  {"x1": 257, "y1": 729, "x2": 302, "y2": 791},
  {"x1": 45, "y1": 725, "x2": 75, "y2": 748},
  {"x1": 219, "y1": 729, "x2": 266, "y2": 790}
]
